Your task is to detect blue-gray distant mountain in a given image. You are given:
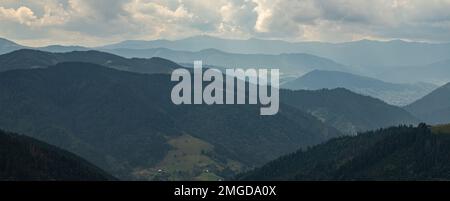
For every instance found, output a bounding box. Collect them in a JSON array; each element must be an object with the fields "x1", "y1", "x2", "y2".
[
  {"x1": 378, "y1": 59, "x2": 450, "y2": 85},
  {"x1": 0, "y1": 129, "x2": 115, "y2": 181},
  {"x1": 3, "y1": 36, "x2": 450, "y2": 82},
  {"x1": 405, "y1": 83, "x2": 450, "y2": 124},
  {"x1": 103, "y1": 47, "x2": 350, "y2": 75},
  {"x1": 0, "y1": 38, "x2": 24, "y2": 54},
  {"x1": 281, "y1": 88, "x2": 419, "y2": 135},
  {"x1": 3, "y1": 36, "x2": 450, "y2": 71},
  {"x1": 282, "y1": 70, "x2": 437, "y2": 106},
  {"x1": 101, "y1": 35, "x2": 450, "y2": 67},
  {"x1": 0, "y1": 38, "x2": 90, "y2": 54}
]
